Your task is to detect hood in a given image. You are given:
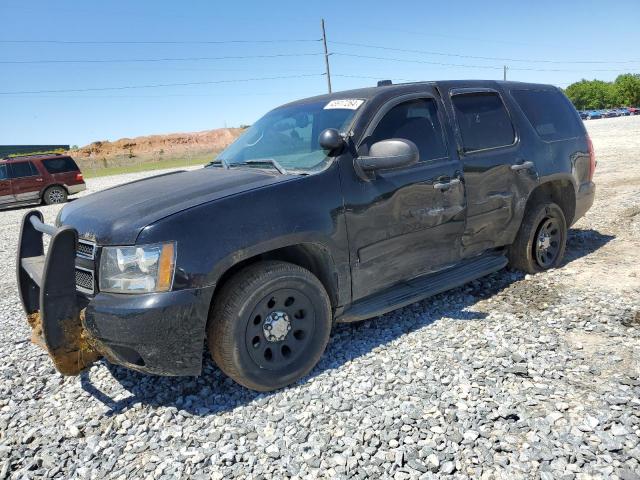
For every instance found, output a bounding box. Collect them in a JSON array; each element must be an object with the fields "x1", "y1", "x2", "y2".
[{"x1": 59, "y1": 167, "x2": 292, "y2": 245}]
